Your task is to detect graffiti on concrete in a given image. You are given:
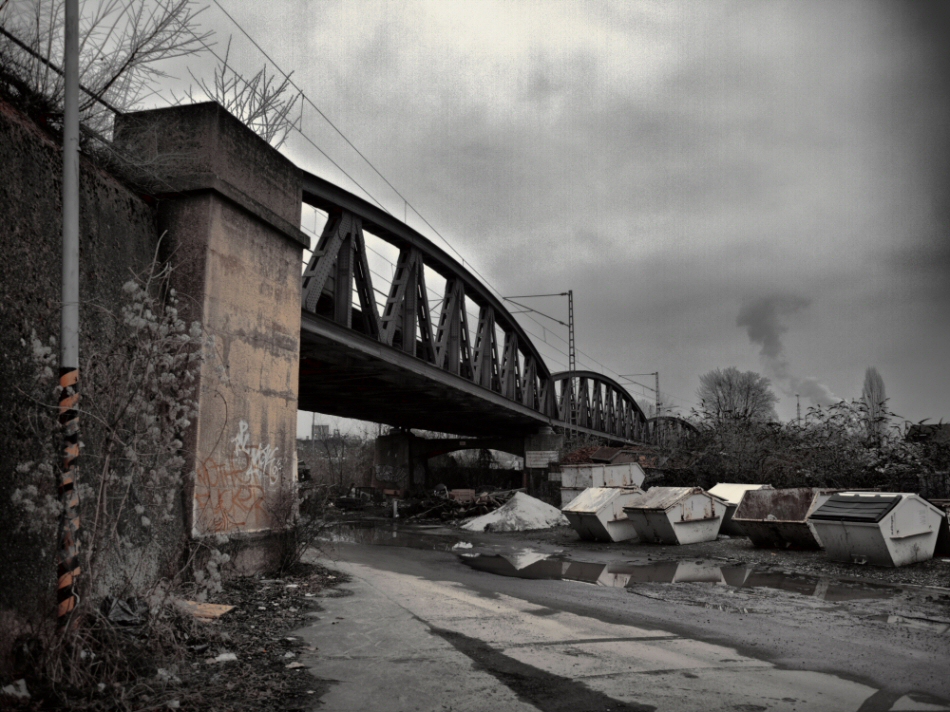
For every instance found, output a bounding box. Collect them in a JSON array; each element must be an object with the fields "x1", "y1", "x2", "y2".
[{"x1": 195, "y1": 420, "x2": 283, "y2": 534}]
